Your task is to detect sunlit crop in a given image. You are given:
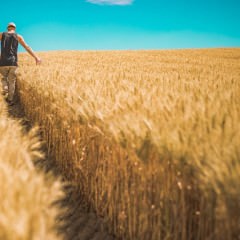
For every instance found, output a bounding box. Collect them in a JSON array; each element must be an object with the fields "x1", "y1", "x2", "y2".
[{"x1": 17, "y1": 48, "x2": 240, "y2": 240}]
